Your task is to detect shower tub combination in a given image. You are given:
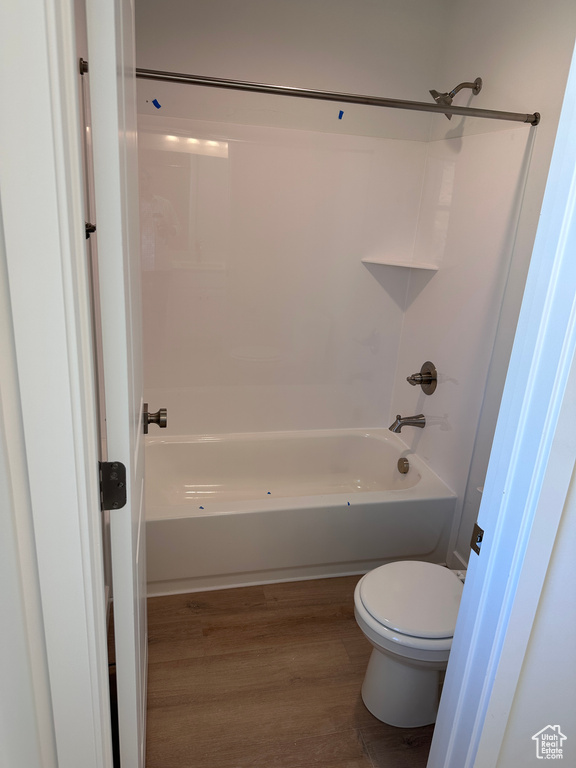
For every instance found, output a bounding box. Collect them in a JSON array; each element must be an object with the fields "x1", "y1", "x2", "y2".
[{"x1": 145, "y1": 428, "x2": 456, "y2": 595}]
